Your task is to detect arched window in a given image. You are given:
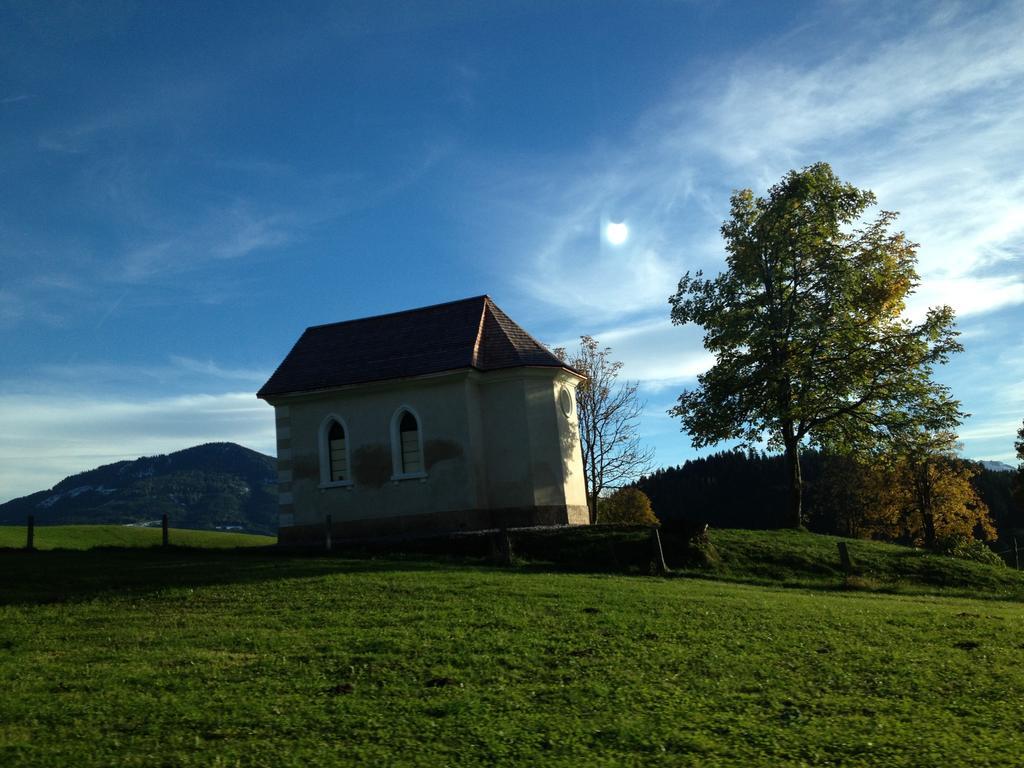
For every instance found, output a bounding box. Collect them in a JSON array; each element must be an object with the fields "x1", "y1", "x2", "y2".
[
  {"x1": 390, "y1": 406, "x2": 426, "y2": 479},
  {"x1": 399, "y1": 411, "x2": 422, "y2": 474},
  {"x1": 328, "y1": 421, "x2": 348, "y2": 482},
  {"x1": 319, "y1": 415, "x2": 352, "y2": 487}
]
